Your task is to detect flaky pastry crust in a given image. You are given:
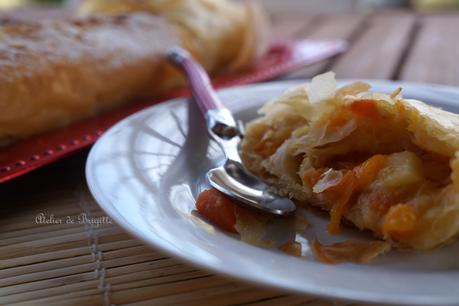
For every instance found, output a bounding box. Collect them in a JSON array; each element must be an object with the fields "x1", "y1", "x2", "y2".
[{"x1": 241, "y1": 72, "x2": 459, "y2": 250}]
